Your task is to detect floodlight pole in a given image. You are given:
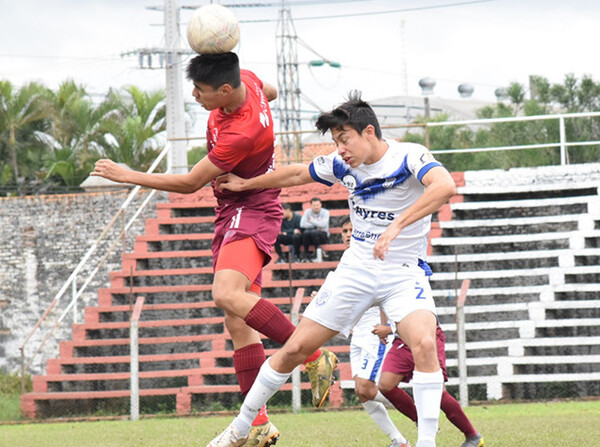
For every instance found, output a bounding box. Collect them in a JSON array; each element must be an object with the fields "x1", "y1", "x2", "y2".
[{"x1": 164, "y1": 0, "x2": 189, "y2": 174}]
